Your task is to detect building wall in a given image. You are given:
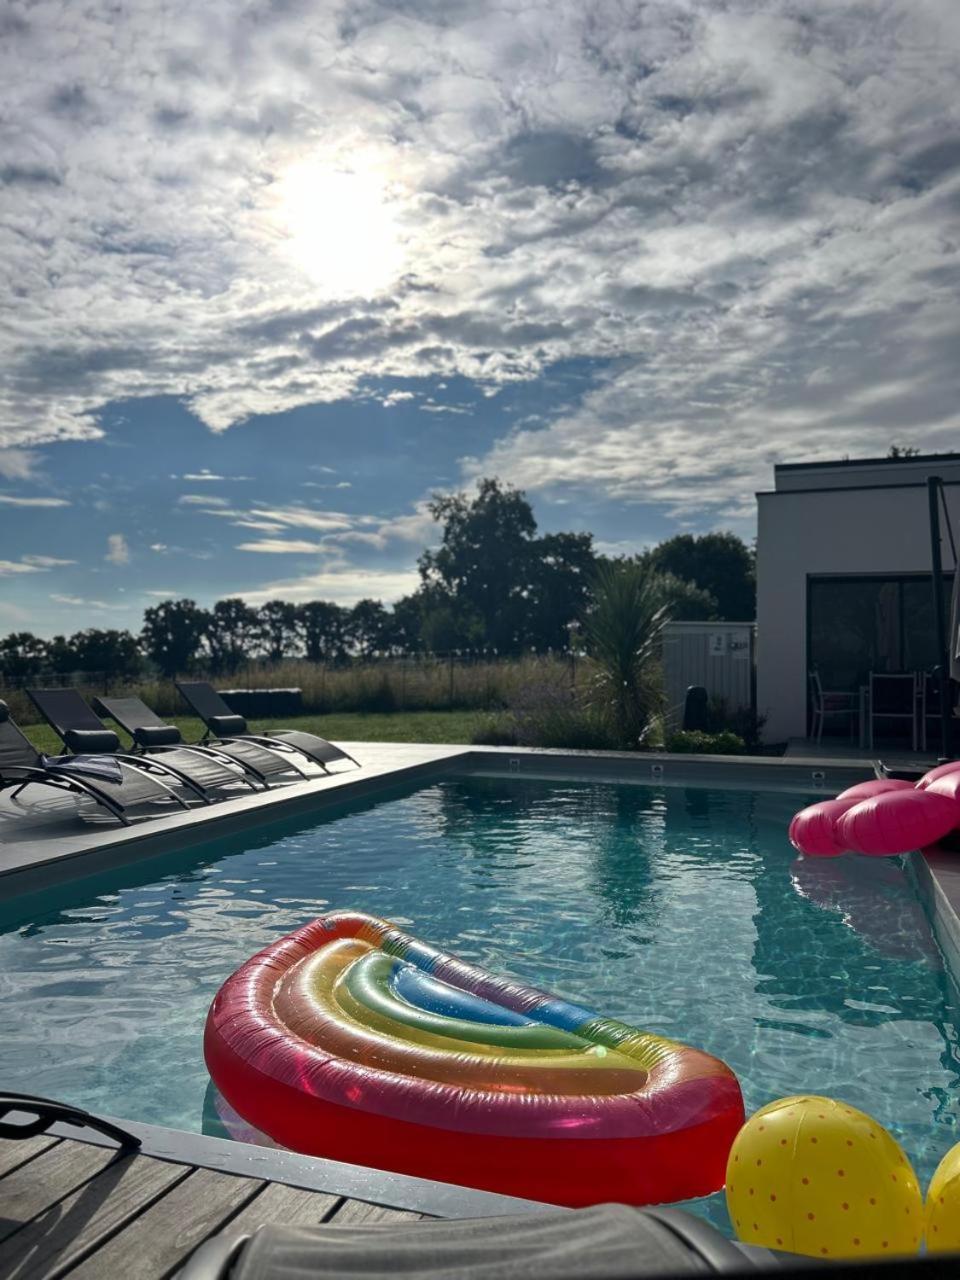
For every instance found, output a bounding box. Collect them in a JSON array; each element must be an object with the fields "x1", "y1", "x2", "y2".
[{"x1": 756, "y1": 482, "x2": 960, "y2": 743}]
